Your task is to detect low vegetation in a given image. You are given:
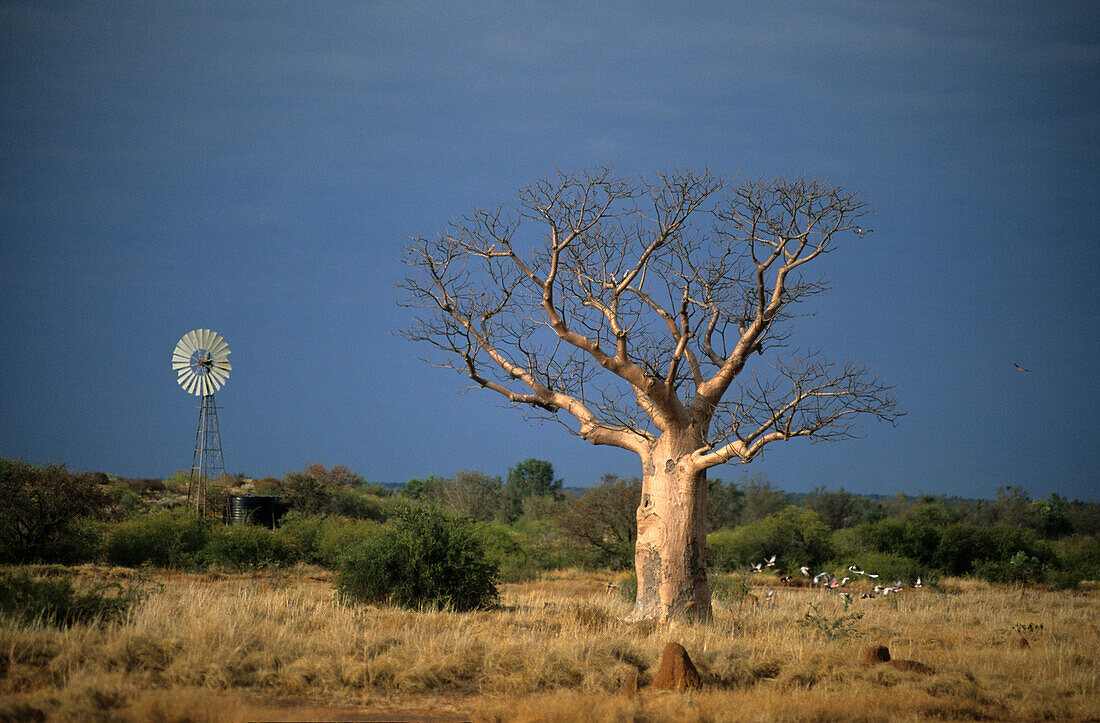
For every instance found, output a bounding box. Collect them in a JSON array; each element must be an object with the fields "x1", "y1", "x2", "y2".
[
  {"x1": 1, "y1": 456, "x2": 1098, "y2": 719},
  {"x1": 3, "y1": 457, "x2": 1097, "y2": 591}
]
